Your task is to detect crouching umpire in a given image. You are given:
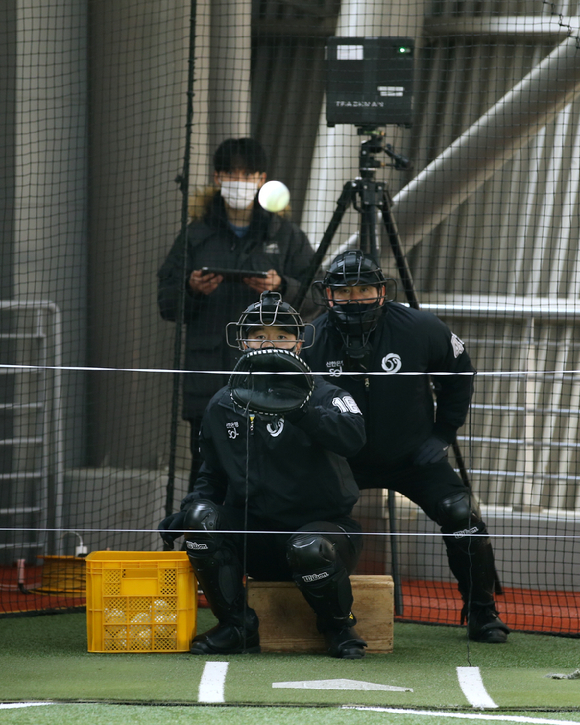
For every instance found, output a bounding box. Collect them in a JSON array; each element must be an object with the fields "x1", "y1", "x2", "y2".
[
  {"x1": 302, "y1": 250, "x2": 509, "y2": 644},
  {"x1": 159, "y1": 291, "x2": 368, "y2": 658}
]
